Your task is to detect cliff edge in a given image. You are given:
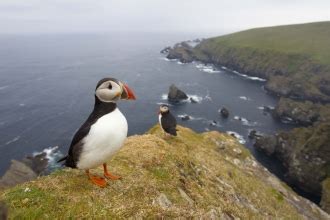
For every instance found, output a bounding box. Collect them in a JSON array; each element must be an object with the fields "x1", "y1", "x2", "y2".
[{"x1": 0, "y1": 125, "x2": 328, "y2": 219}]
